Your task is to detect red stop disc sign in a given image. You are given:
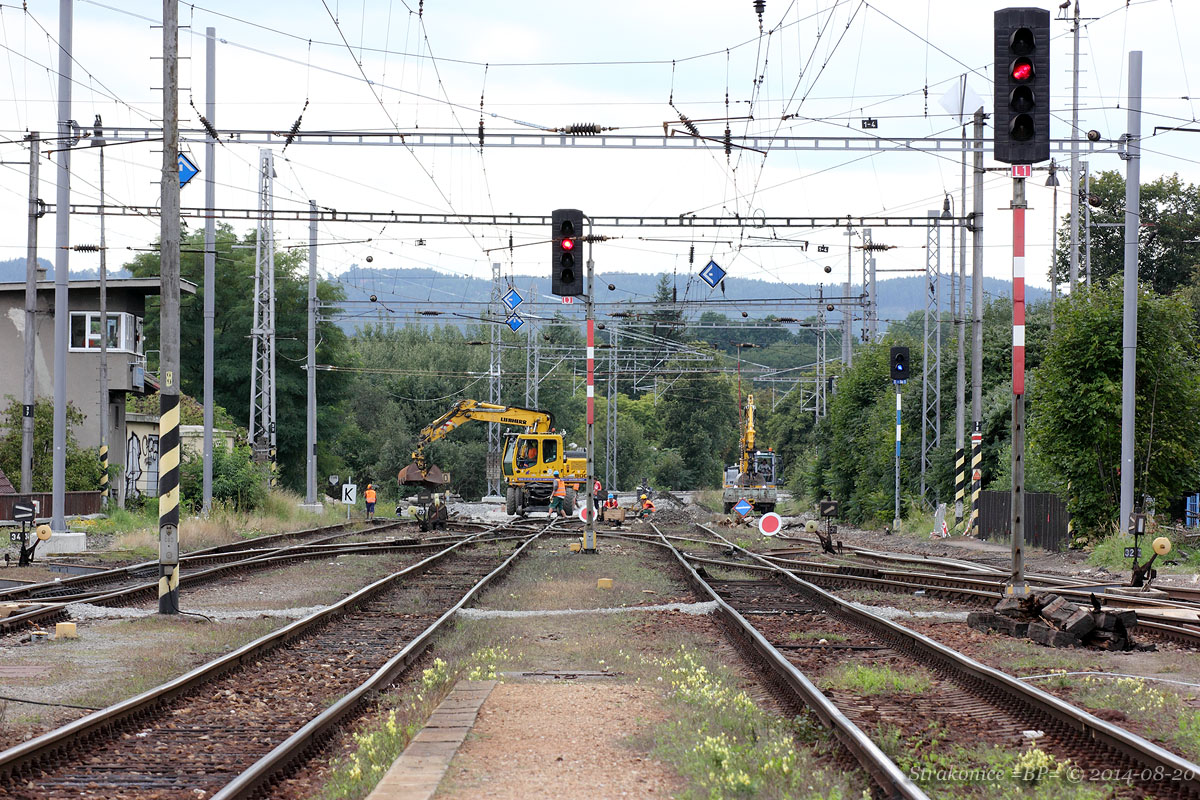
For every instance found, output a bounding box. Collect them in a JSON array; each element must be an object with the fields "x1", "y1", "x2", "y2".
[
  {"x1": 758, "y1": 512, "x2": 782, "y2": 537},
  {"x1": 579, "y1": 506, "x2": 591, "y2": 523}
]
